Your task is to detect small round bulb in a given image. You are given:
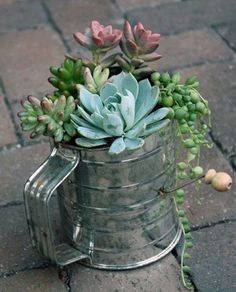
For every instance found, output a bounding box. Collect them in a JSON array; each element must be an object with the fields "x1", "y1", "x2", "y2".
[{"x1": 211, "y1": 172, "x2": 232, "y2": 192}]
